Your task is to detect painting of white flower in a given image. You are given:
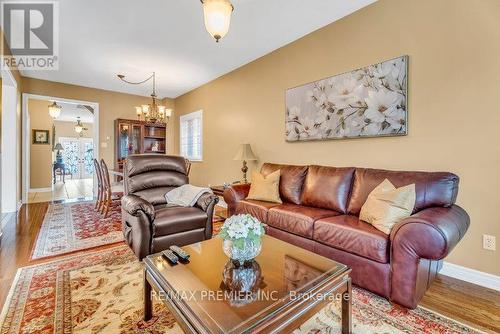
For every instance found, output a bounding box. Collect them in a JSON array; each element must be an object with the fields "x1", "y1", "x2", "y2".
[{"x1": 285, "y1": 56, "x2": 407, "y2": 141}]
